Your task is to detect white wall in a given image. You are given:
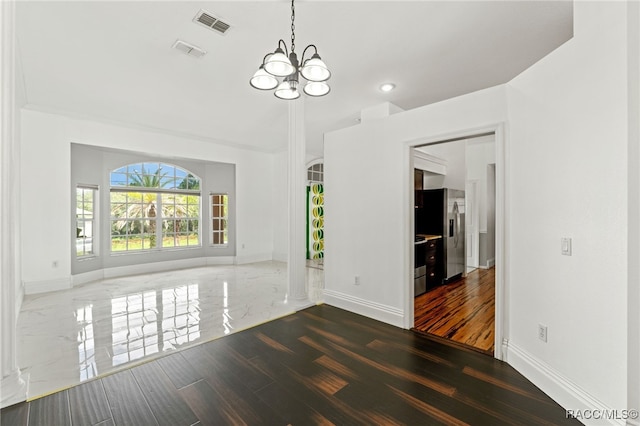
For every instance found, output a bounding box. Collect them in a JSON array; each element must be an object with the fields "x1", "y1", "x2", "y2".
[
  {"x1": 505, "y1": 1, "x2": 628, "y2": 416},
  {"x1": 20, "y1": 109, "x2": 276, "y2": 293},
  {"x1": 465, "y1": 135, "x2": 495, "y2": 231},
  {"x1": 325, "y1": 1, "x2": 634, "y2": 420},
  {"x1": 485, "y1": 164, "x2": 496, "y2": 267},
  {"x1": 627, "y1": 0, "x2": 640, "y2": 416},
  {"x1": 417, "y1": 141, "x2": 466, "y2": 190},
  {"x1": 324, "y1": 85, "x2": 507, "y2": 327},
  {"x1": 466, "y1": 136, "x2": 496, "y2": 268}
]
